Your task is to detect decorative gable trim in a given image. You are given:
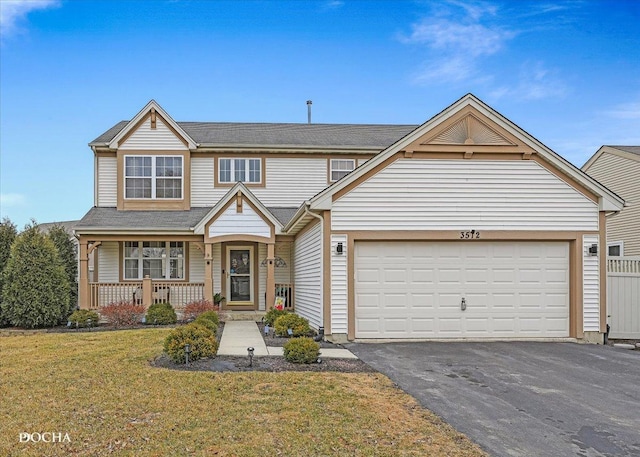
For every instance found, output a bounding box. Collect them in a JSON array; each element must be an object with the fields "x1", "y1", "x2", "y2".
[
  {"x1": 424, "y1": 113, "x2": 515, "y2": 146},
  {"x1": 108, "y1": 100, "x2": 197, "y2": 150},
  {"x1": 193, "y1": 182, "x2": 282, "y2": 241}
]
